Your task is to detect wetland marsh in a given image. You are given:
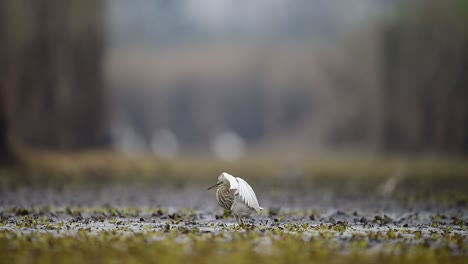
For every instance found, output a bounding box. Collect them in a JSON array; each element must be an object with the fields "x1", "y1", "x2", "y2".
[{"x1": 1, "y1": 154, "x2": 467, "y2": 263}]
